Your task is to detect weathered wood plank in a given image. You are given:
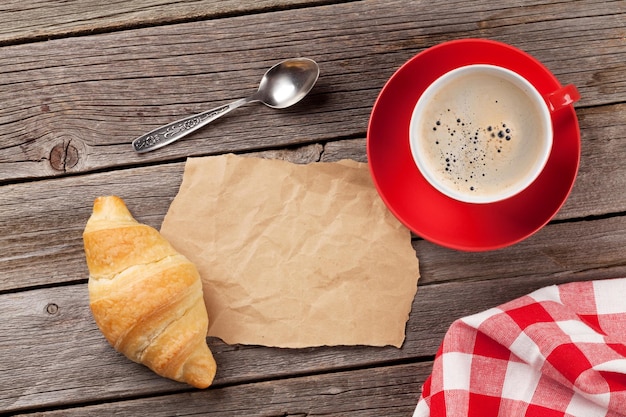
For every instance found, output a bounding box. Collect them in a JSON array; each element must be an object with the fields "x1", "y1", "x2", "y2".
[
  {"x1": 567, "y1": 103, "x2": 626, "y2": 218},
  {"x1": 13, "y1": 362, "x2": 427, "y2": 417},
  {"x1": 1, "y1": 157, "x2": 625, "y2": 294},
  {"x1": 1, "y1": 1, "x2": 624, "y2": 414},
  {"x1": 3, "y1": 264, "x2": 619, "y2": 412},
  {"x1": 0, "y1": 144, "x2": 325, "y2": 293},
  {"x1": 2, "y1": 102, "x2": 625, "y2": 293},
  {"x1": 0, "y1": 0, "x2": 624, "y2": 182},
  {"x1": 414, "y1": 216, "x2": 626, "y2": 287},
  {"x1": 0, "y1": 0, "x2": 328, "y2": 45},
  {"x1": 3, "y1": 195, "x2": 625, "y2": 295},
  {"x1": 1, "y1": 281, "x2": 420, "y2": 413},
  {"x1": 321, "y1": 103, "x2": 626, "y2": 222}
]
